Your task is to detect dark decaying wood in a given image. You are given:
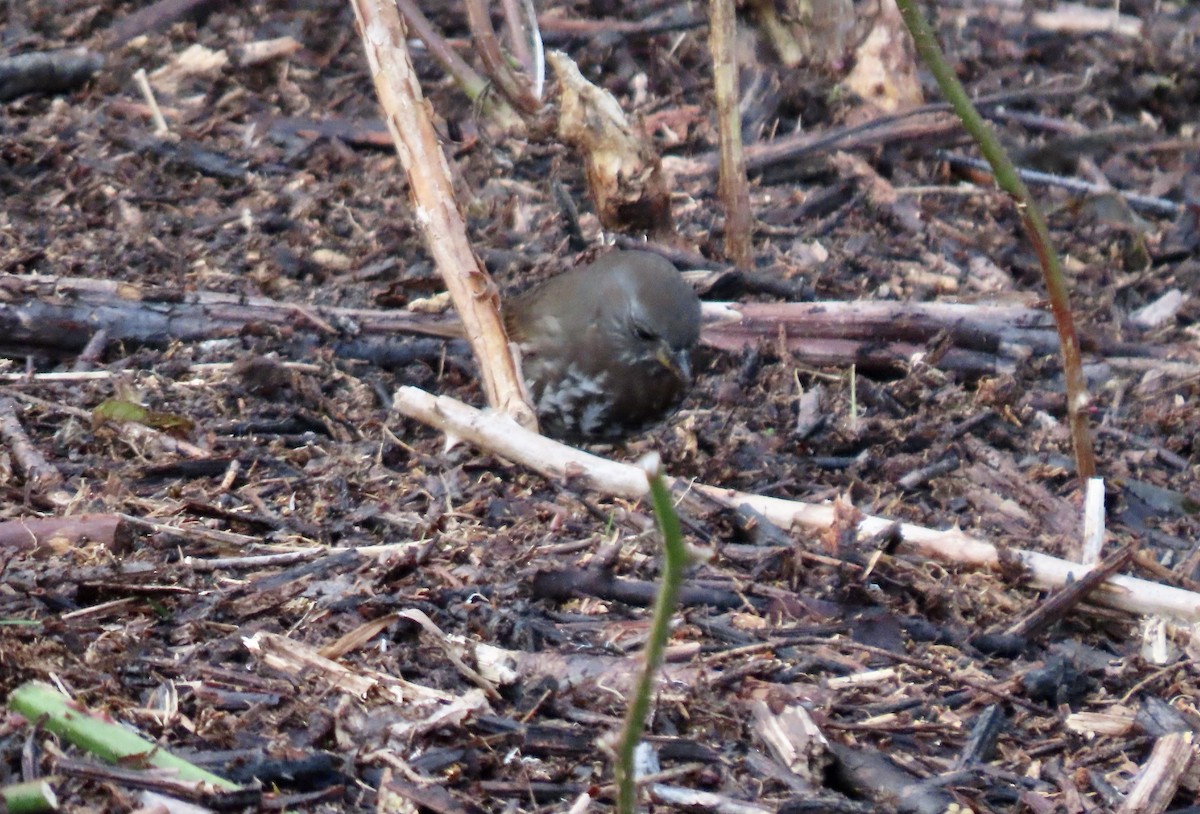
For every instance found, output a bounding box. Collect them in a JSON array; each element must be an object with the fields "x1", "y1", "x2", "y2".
[
  {"x1": 1, "y1": 275, "x2": 1173, "y2": 376},
  {"x1": 0, "y1": 48, "x2": 104, "y2": 102}
]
